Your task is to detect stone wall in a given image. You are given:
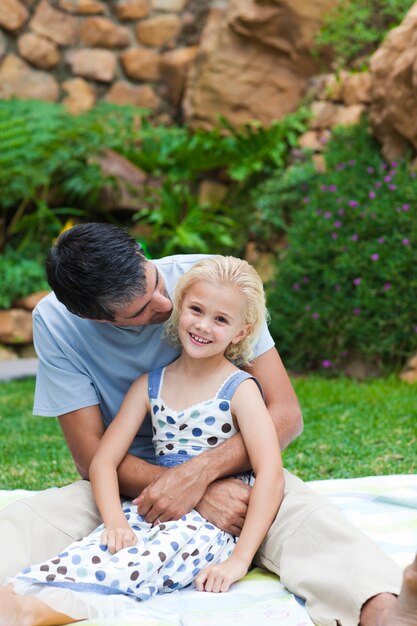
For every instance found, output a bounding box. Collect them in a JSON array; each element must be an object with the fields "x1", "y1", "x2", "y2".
[{"x1": 0, "y1": 0, "x2": 209, "y2": 118}]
